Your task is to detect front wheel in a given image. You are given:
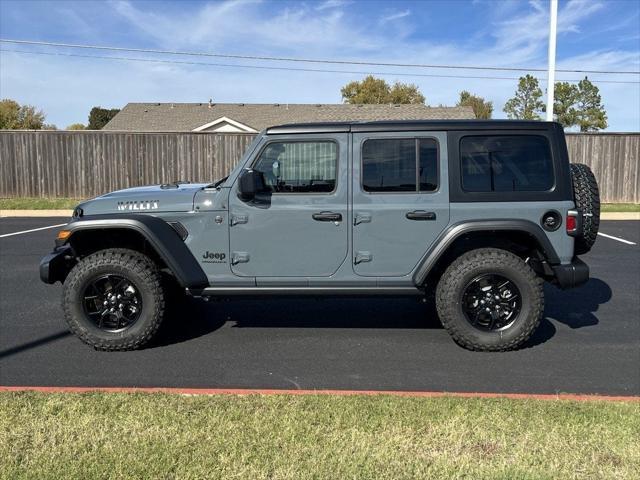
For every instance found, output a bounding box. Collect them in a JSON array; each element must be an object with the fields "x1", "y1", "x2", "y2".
[
  {"x1": 436, "y1": 248, "x2": 544, "y2": 351},
  {"x1": 62, "y1": 248, "x2": 165, "y2": 351}
]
